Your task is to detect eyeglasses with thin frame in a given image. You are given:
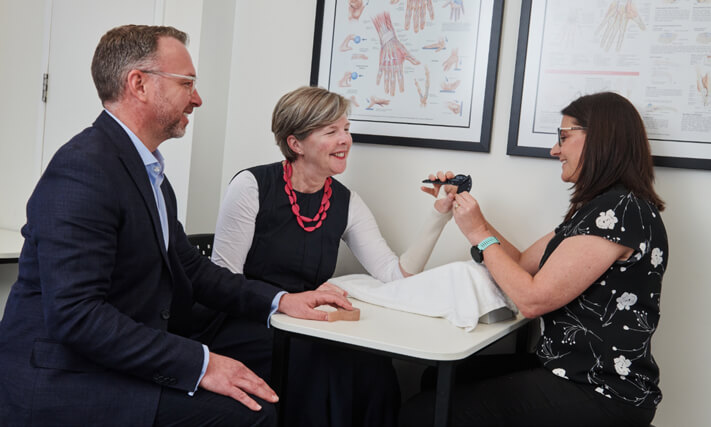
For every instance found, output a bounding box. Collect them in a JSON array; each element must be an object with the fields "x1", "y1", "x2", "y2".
[
  {"x1": 556, "y1": 126, "x2": 587, "y2": 147},
  {"x1": 140, "y1": 70, "x2": 197, "y2": 95}
]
